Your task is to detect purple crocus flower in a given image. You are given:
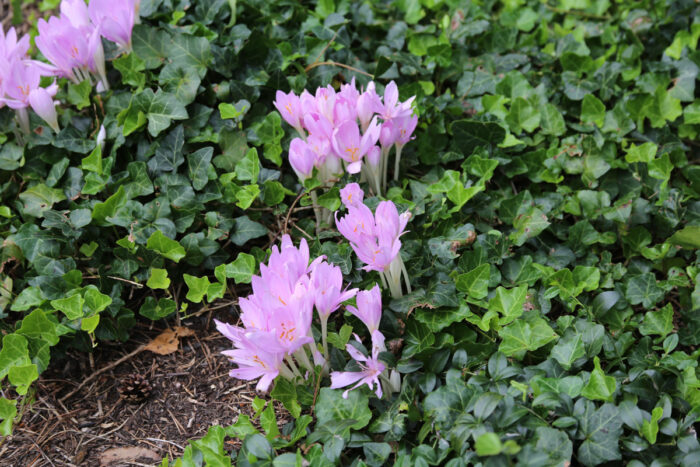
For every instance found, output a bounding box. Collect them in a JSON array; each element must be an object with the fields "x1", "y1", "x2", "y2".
[
  {"x1": 339, "y1": 183, "x2": 364, "y2": 208},
  {"x1": 88, "y1": 0, "x2": 137, "y2": 52},
  {"x1": 382, "y1": 81, "x2": 415, "y2": 121},
  {"x1": 330, "y1": 330, "x2": 386, "y2": 399},
  {"x1": 2, "y1": 61, "x2": 60, "y2": 132},
  {"x1": 274, "y1": 90, "x2": 304, "y2": 135},
  {"x1": 332, "y1": 117, "x2": 380, "y2": 174},
  {"x1": 288, "y1": 138, "x2": 316, "y2": 181},
  {"x1": 310, "y1": 261, "x2": 358, "y2": 319},
  {"x1": 346, "y1": 284, "x2": 382, "y2": 333}
]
